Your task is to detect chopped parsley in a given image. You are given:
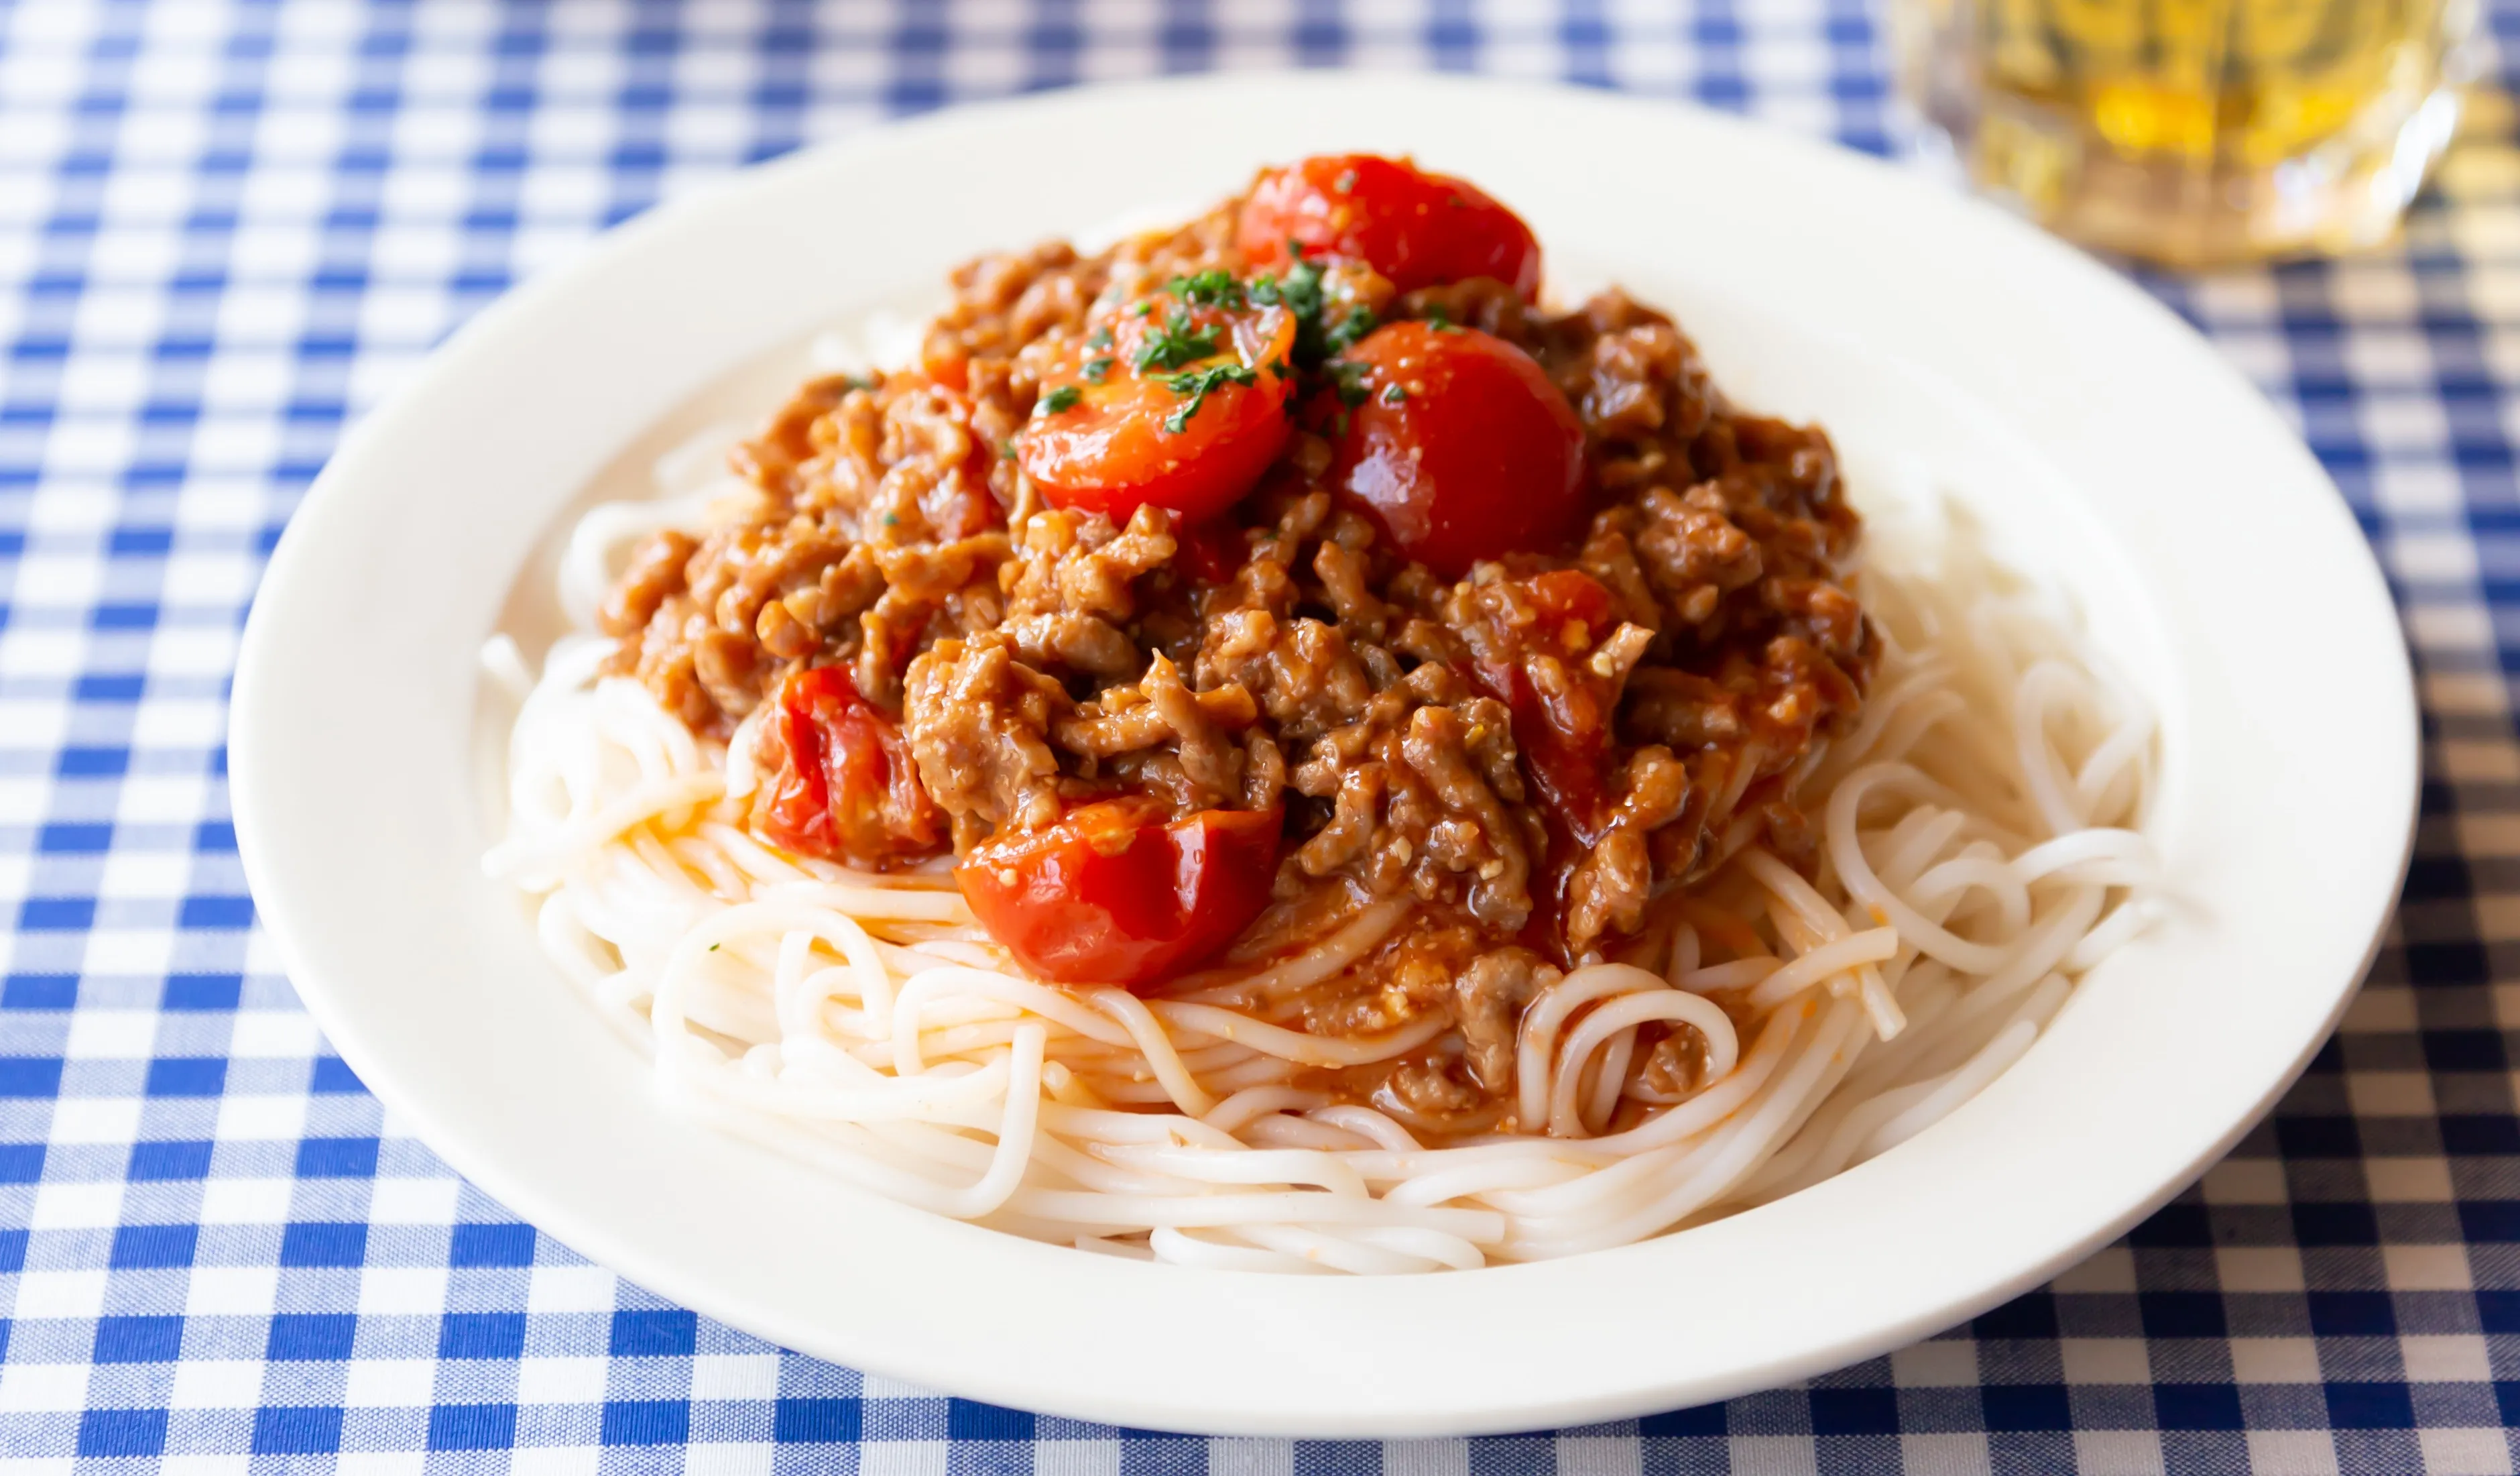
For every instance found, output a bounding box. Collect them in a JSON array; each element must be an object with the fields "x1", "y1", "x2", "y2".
[
  {"x1": 1326, "y1": 306, "x2": 1374, "y2": 355},
  {"x1": 1085, "y1": 255, "x2": 1401, "y2": 434},
  {"x1": 1166, "y1": 268, "x2": 1246, "y2": 309},
  {"x1": 1421, "y1": 302, "x2": 1457, "y2": 332},
  {"x1": 1248, "y1": 254, "x2": 1377, "y2": 367},
  {"x1": 1160, "y1": 363, "x2": 1258, "y2": 434},
  {"x1": 1133, "y1": 304, "x2": 1223, "y2": 372},
  {"x1": 1247, "y1": 258, "x2": 1319, "y2": 316},
  {"x1": 1380, "y1": 382, "x2": 1408, "y2": 406},
  {"x1": 1038, "y1": 384, "x2": 1083, "y2": 415},
  {"x1": 996, "y1": 439, "x2": 1017, "y2": 458},
  {"x1": 836, "y1": 372, "x2": 878, "y2": 392}
]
